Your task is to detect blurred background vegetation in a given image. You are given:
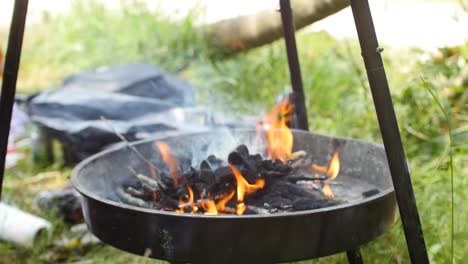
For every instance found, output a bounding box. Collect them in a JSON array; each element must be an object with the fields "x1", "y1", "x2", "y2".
[{"x1": 0, "y1": 0, "x2": 466, "y2": 263}]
